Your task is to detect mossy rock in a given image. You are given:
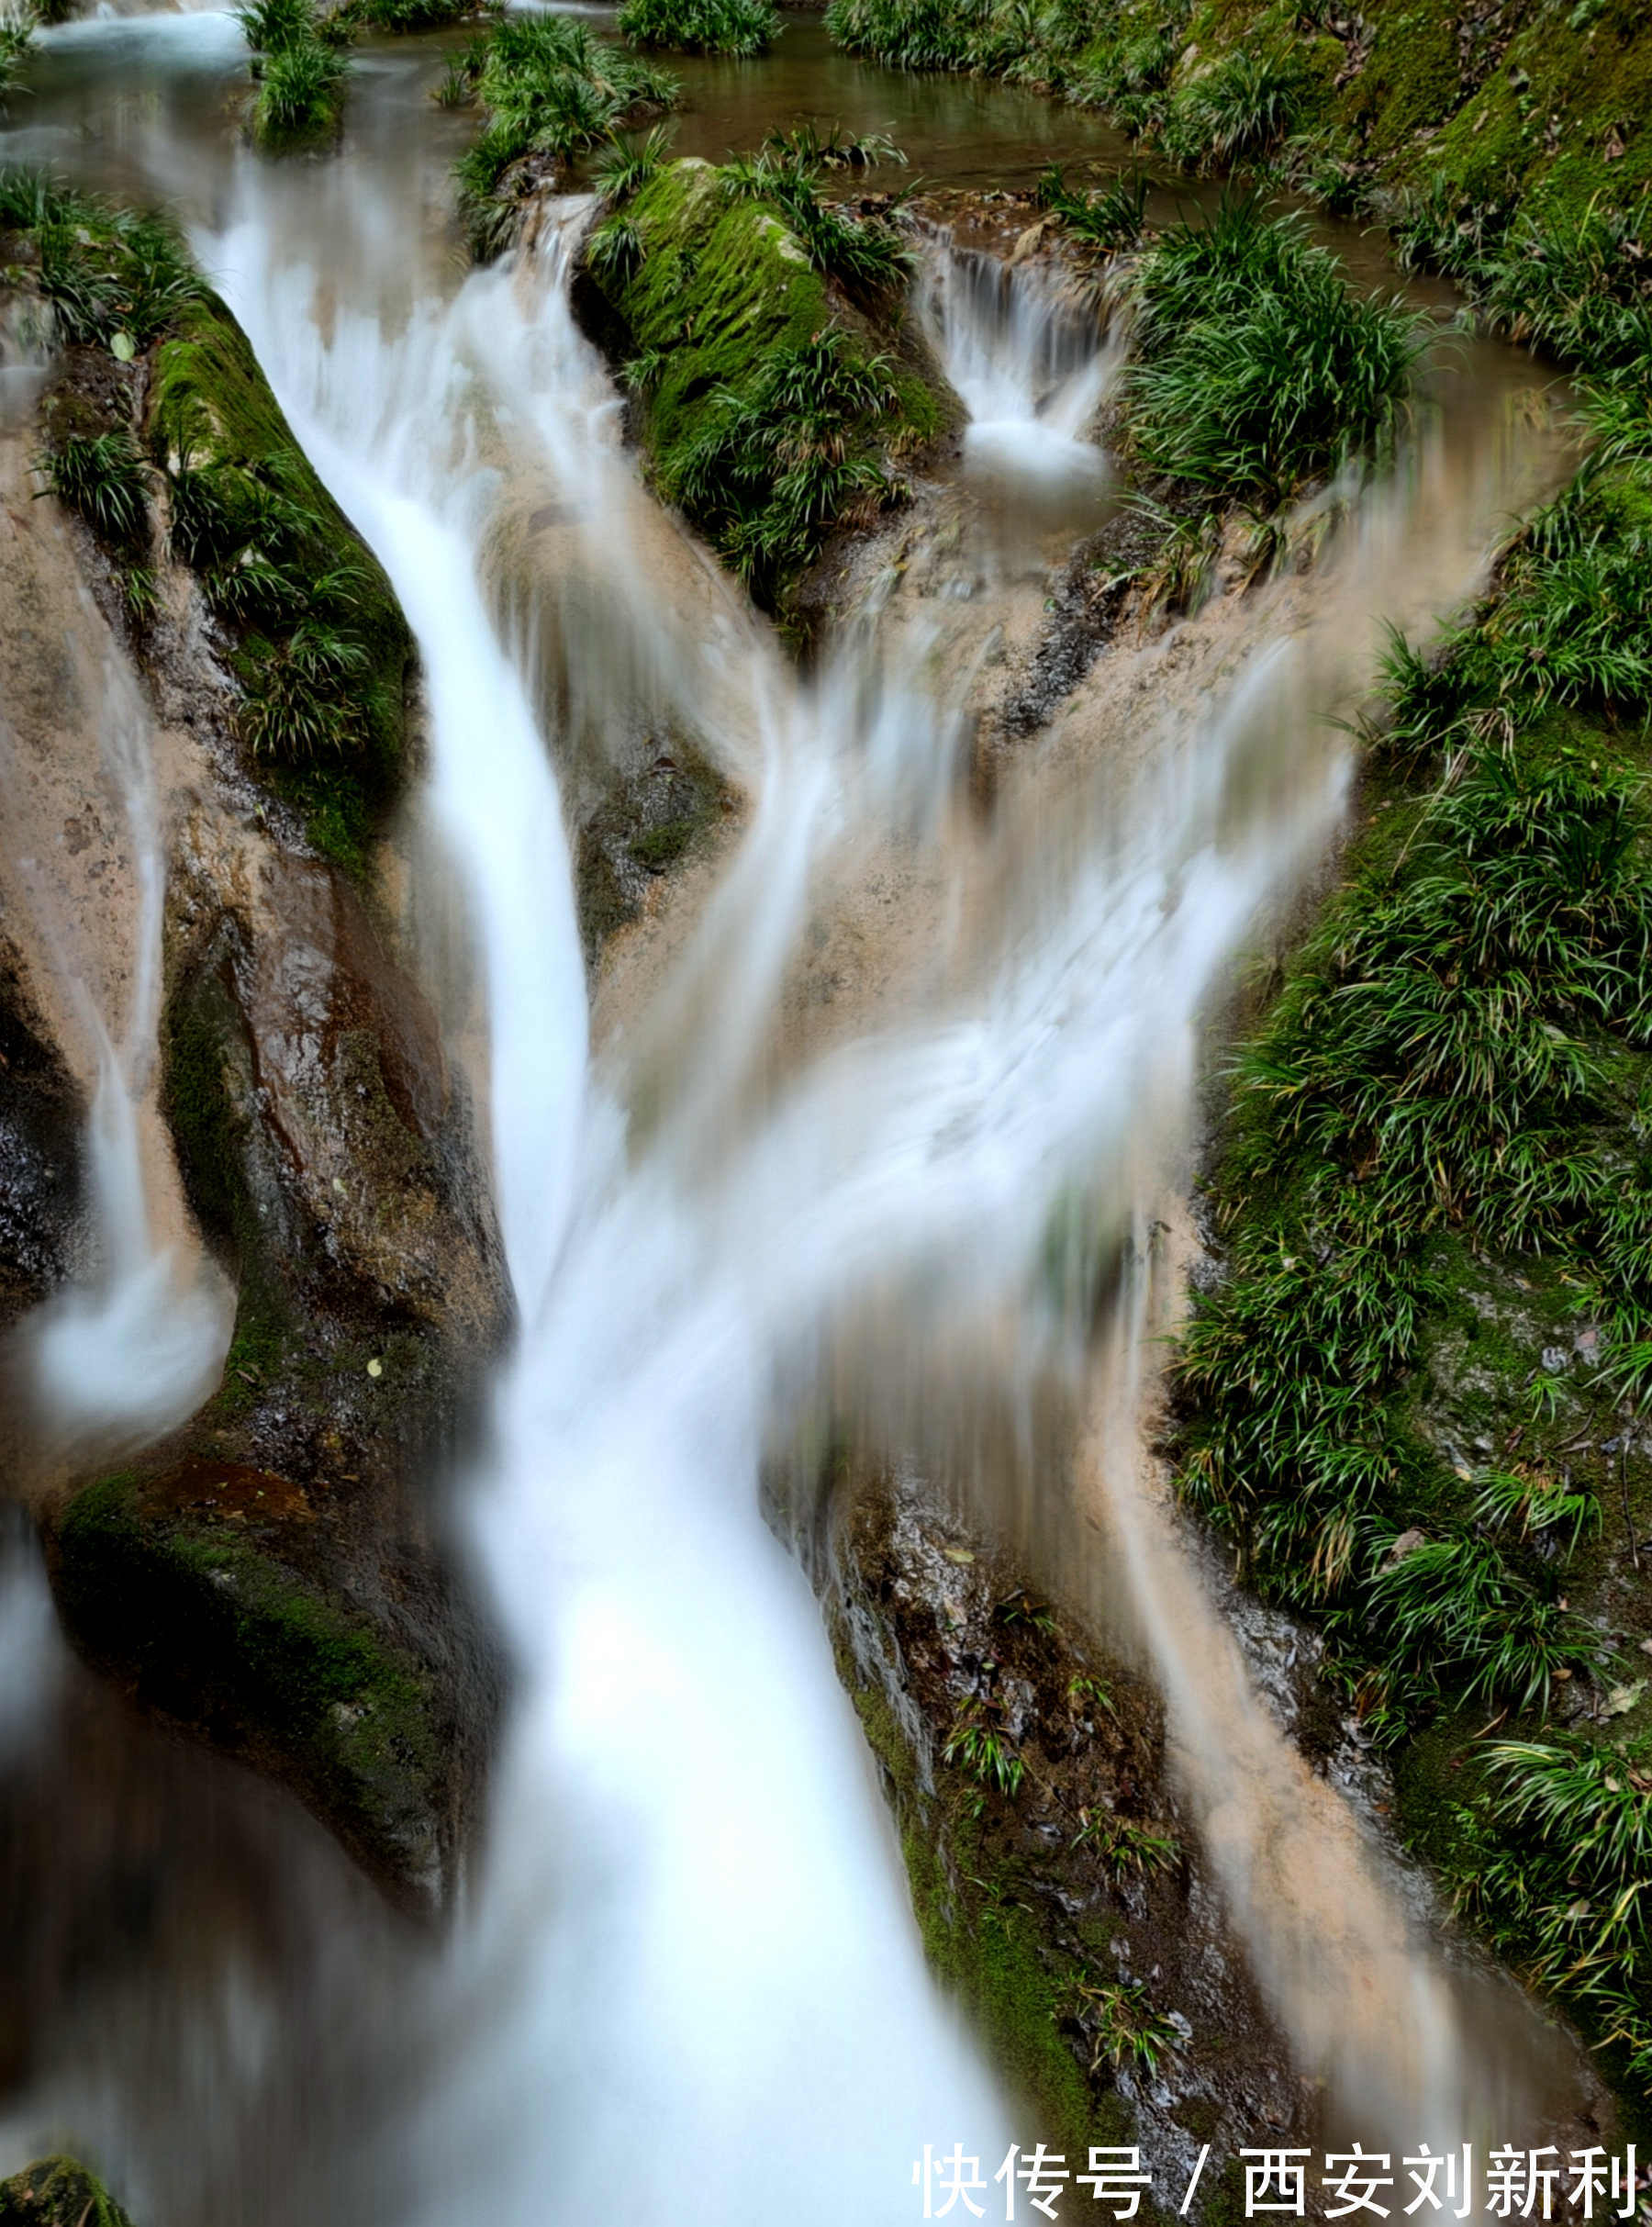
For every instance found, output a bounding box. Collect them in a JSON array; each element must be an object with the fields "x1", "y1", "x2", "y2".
[
  {"x1": 0, "y1": 2157, "x2": 136, "y2": 2227},
  {"x1": 51, "y1": 1467, "x2": 448, "y2": 1903},
  {"x1": 576, "y1": 157, "x2": 955, "y2": 615},
  {"x1": 147, "y1": 296, "x2": 415, "y2": 879}
]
